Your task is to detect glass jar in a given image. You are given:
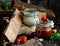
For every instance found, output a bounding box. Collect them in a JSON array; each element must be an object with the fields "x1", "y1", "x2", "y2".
[
  {"x1": 35, "y1": 20, "x2": 54, "y2": 38},
  {"x1": 36, "y1": 26, "x2": 53, "y2": 38}
]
